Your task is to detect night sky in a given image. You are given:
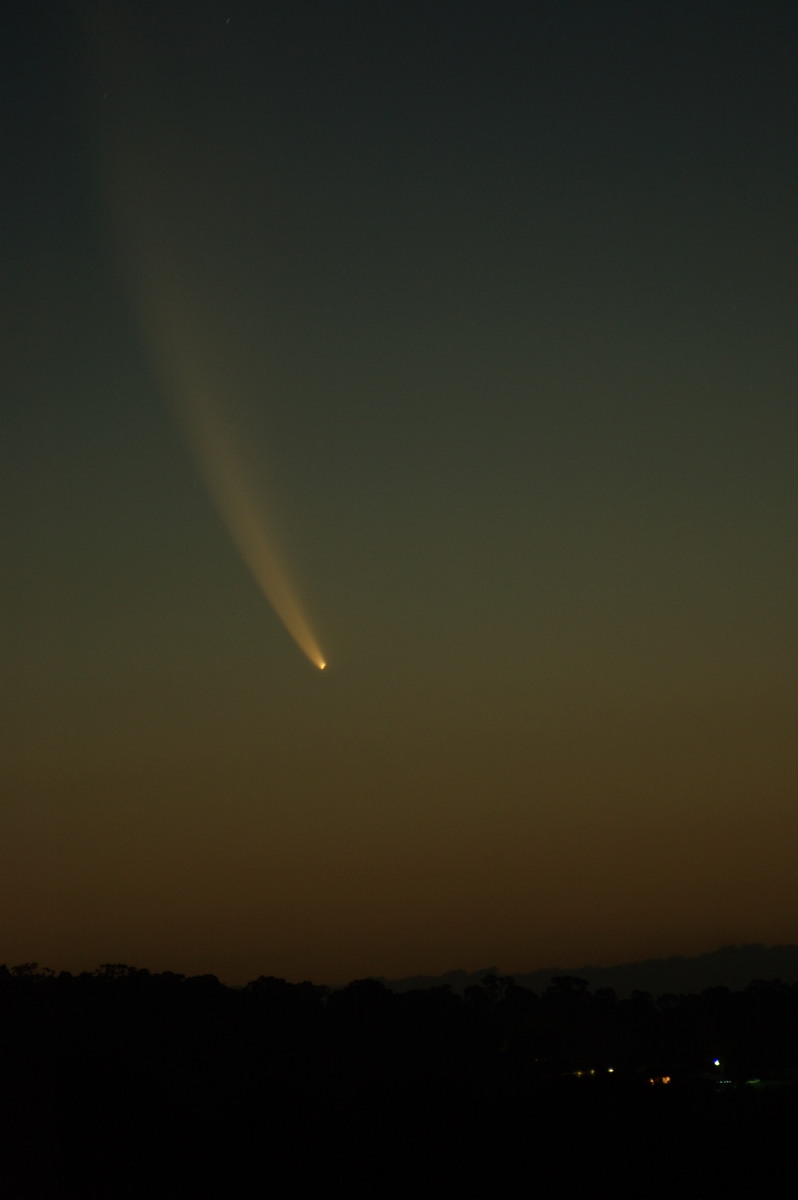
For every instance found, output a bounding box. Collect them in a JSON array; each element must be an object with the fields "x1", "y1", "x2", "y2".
[{"x1": 4, "y1": 0, "x2": 797, "y2": 985}]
